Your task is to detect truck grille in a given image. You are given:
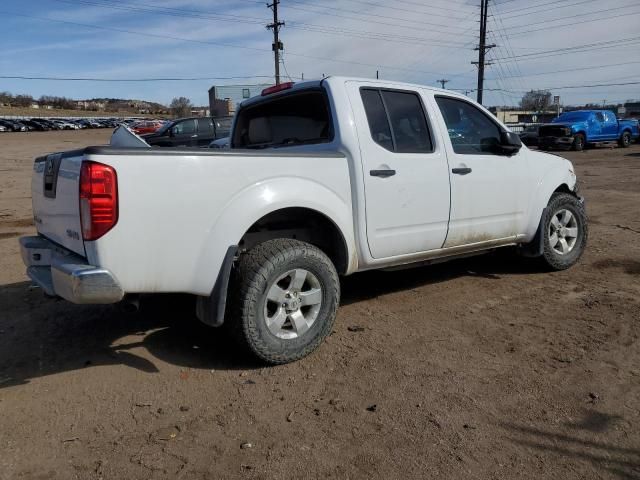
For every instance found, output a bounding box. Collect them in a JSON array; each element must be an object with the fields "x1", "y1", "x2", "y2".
[{"x1": 539, "y1": 125, "x2": 571, "y2": 137}]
